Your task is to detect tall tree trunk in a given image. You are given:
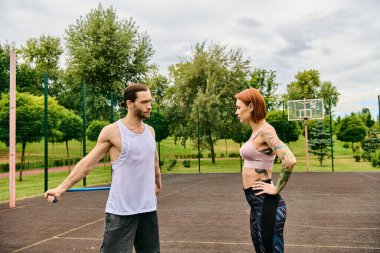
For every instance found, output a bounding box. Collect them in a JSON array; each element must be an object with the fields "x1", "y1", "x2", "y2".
[
  {"x1": 225, "y1": 138, "x2": 227, "y2": 157},
  {"x1": 66, "y1": 140, "x2": 71, "y2": 173},
  {"x1": 19, "y1": 142, "x2": 26, "y2": 181},
  {"x1": 207, "y1": 131, "x2": 215, "y2": 164}
]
